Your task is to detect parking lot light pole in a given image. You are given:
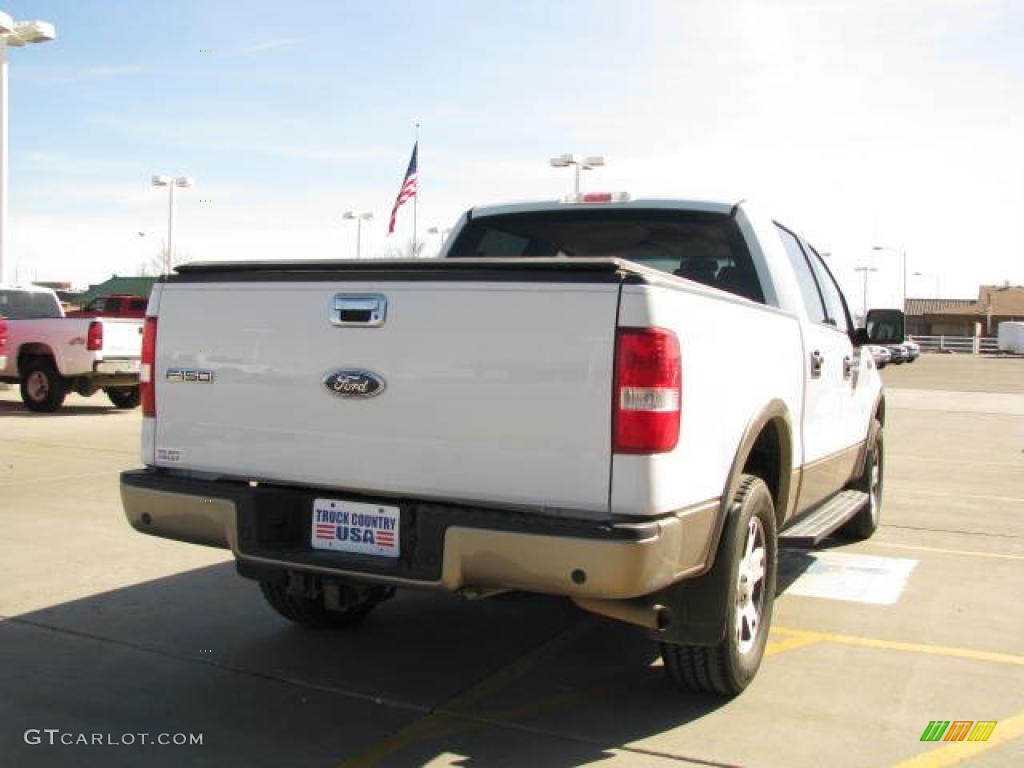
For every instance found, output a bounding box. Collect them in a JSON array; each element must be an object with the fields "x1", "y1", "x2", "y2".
[
  {"x1": 151, "y1": 175, "x2": 194, "y2": 274},
  {"x1": 872, "y1": 244, "x2": 907, "y2": 311},
  {"x1": 855, "y1": 266, "x2": 879, "y2": 318},
  {"x1": 342, "y1": 211, "x2": 373, "y2": 259},
  {"x1": 913, "y1": 270, "x2": 940, "y2": 298},
  {"x1": 0, "y1": 13, "x2": 56, "y2": 283},
  {"x1": 427, "y1": 225, "x2": 450, "y2": 242},
  {"x1": 549, "y1": 153, "x2": 605, "y2": 195}
]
